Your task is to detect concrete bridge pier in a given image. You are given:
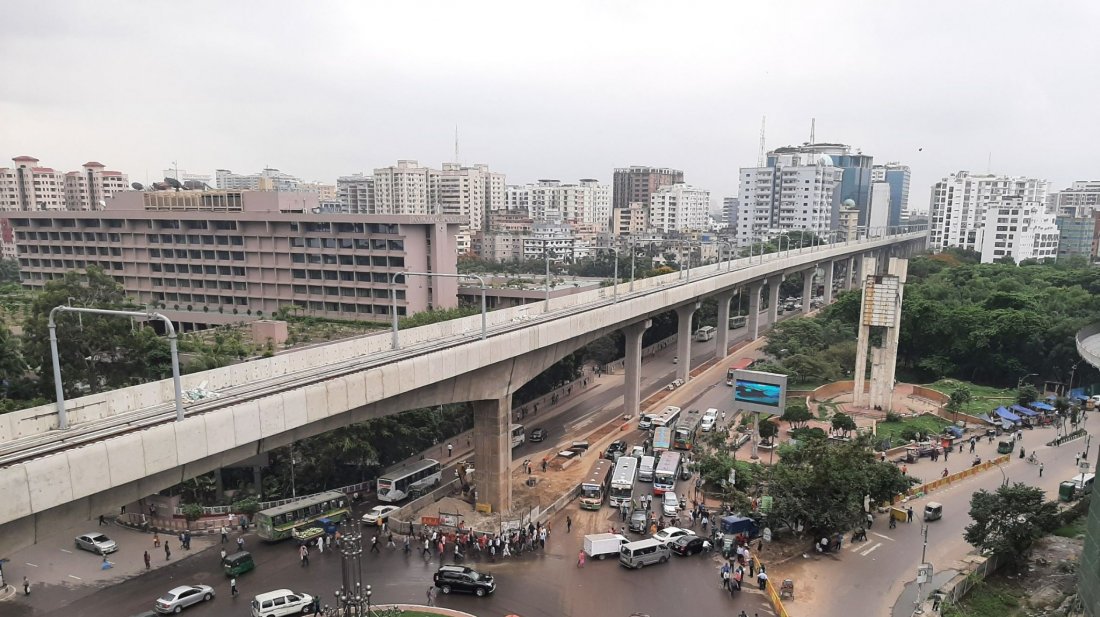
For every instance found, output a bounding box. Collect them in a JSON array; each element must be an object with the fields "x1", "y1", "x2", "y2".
[
  {"x1": 714, "y1": 290, "x2": 735, "y2": 357},
  {"x1": 823, "y1": 261, "x2": 835, "y2": 304},
  {"x1": 766, "y1": 275, "x2": 782, "y2": 328},
  {"x1": 675, "y1": 302, "x2": 699, "y2": 382},
  {"x1": 746, "y1": 280, "x2": 764, "y2": 340},
  {"x1": 801, "y1": 266, "x2": 815, "y2": 313},
  {"x1": 472, "y1": 395, "x2": 512, "y2": 513},
  {"x1": 623, "y1": 319, "x2": 651, "y2": 417},
  {"x1": 845, "y1": 256, "x2": 856, "y2": 290}
]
